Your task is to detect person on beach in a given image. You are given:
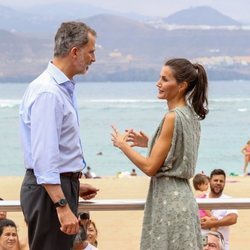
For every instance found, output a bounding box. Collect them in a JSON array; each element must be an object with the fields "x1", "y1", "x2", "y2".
[
  {"x1": 19, "y1": 21, "x2": 99, "y2": 250},
  {"x1": 193, "y1": 173, "x2": 210, "y2": 198},
  {"x1": 73, "y1": 225, "x2": 98, "y2": 250},
  {"x1": 202, "y1": 231, "x2": 225, "y2": 250},
  {"x1": 130, "y1": 168, "x2": 137, "y2": 176},
  {"x1": 75, "y1": 213, "x2": 98, "y2": 250},
  {"x1": 84, "y1": 166, "x2": 97, "y2": 179},
  {"x1": 201, "y1": 169, "x2": 238, "y2": 250},
  {"x1": 241, "y1": 140, "x2": 250, "y2": 176},
  {"x1": 193, "y1": 173, "x2": 218, "y2": 231},
  {"x1": 85, "y1": 220, "x2": 98, "y2": 248},
  {"x1": 78, "y1": 211, "x2": 90, "y2": 227},
  {"x1": 0, "y1": 219, "x2": 19, "y2": 250},
  {"x1": 111, "y1": 58, "x2": 209, "y2": 249},
  {"x1": 0, "y1": 199, "x2": 7, "y2": 221}
]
